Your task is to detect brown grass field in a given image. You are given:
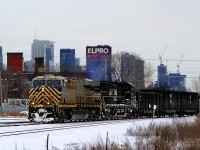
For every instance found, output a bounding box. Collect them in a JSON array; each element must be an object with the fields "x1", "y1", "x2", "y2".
[{"x1": 65, "y1": 115, "x2": 200, "y2": 150}]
